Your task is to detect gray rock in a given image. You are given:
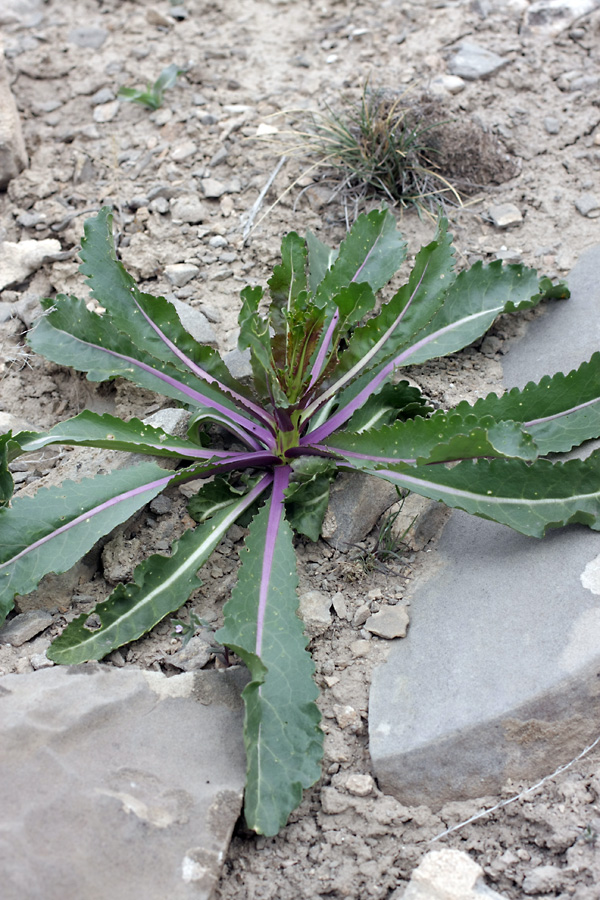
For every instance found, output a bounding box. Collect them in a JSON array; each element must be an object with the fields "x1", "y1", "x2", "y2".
[
  {"x1": 523, "y1": 0, "x2": 600, "y2": 36},
  {"x1": 150, "y1": 195, "x2": 170, "y2": 214},
  {"x1": 67, "y1": 26, "x2": 108, "y2": 49},
  {"x1": 170, "y1": 140, "x2": 198, "y2": 163},
  {"x1": 0, "y1": 610, "x2": 53, "y2": 646},
  {"x1": 575, "y1": 193, "x2": 600, "y2": 218},
  {"x1": 209, "y1": 146, "x2": 229, "y2": 166},
  {"x1": 322, "y1": 472, "x2": 399, "y2": 549},
  {"x1": 390, "y1": 493, "x2": 450, "y2": 552},
  {"x1": 201, "y1": 178, "x2": 227, "y2": 199},
  {"x1": 0, "y1": 238, "x2": 62, "y2": 289},
  {"x1": 149, "y1": 494, "x2": 173, "y2": 515},
  {"x1": 223, "y1": 347, "x2": 252, "y2": 382},
  {"x1": 447, "y1": 41, "x2": 509, "y2": 81},
  {"x1": 0, "y1": 37, "x2": 28, "y2": 189},
  {"x1": 164, "y1": 263, "x2": 200, "y2": 287},
  {"x1": 0, "y1": 665, "x2": 247, "y2": 900},
  {"x1": 144, "y1": 407, "x2": 190, "y2": 437},
  {"x1": 93, "y1": 100, "x2": 119, "y2": 123},
  {"x1": 544, "y1": 116, "x2": 561, "y2": 134},
  {"x1": 167, "y1": 635, "x2": 213, "y2": 671},
  {"x1": 365, "y1": 606, "x2": 409, "y2": 640},
  {"x1": 0, "y1": 0, "x2": 44, "y2": 28},
  {"x1": 522, "y1": 865, "x2": 564, "y2": 895},
  {"x1": 398, "y1": 849, "x2": 507, "y2": 900},
  {"x1": 91, "y1": 87, "x2": 115, "y2": 106},
  {"x1": 487, "y1": 203, "x2": 523, "y2": 228},
  {"x1": 170, "y1": 299, "x2": 218, "y2": 347},
  {"x1": 369, "y1": 245, "x2": 600, "y2": 808},
  {"x1": 170, "y1": 195, "x2": 207, "y2": 224},
  {"x1": 429, "y1": 74, "x2": 466, "y2": 96},
  {"x1": 298, "y1": 590, "x2": 332, "y2": 637},
  {"x1": 146, "y1": 6, "x2": 174, "y2": 26}
]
